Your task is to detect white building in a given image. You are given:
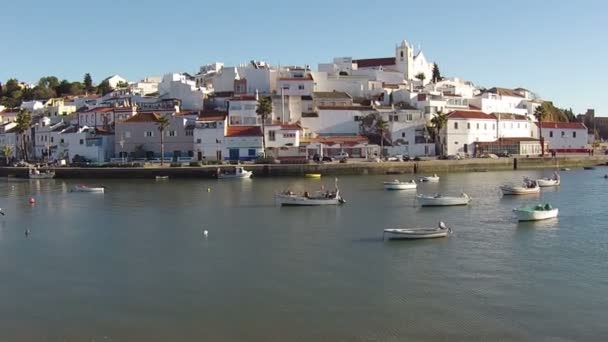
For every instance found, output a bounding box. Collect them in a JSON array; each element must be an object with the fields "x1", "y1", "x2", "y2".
[
  {"x1": 158, "y1": 73, "x2": 205, "y2": 110},
  {"x1": 104, "y1": 75, "x2": 128, "y2": 89},
  {"x1": 276, "y1": 74, "x2": 314, "y2": 97},
  {"x1": 228, "y1": 96, "x2": 260, "y2": 126},
  {"x1": 539, "y1": 122, "x2": 588, "y2": 152},
  {"x1": 193, "y1": 112, "x2": 227, "y2": 161},
  {"x1": 130, "y1": 77, "x2": 160, "y2": 95},
  {"x1": 426, "y1": 78, "x2": 478, "y2": 98},
  {"x1": 57, "y1": 126, "x2": 115, "y2": 162},
  {"x1": 378, "y1": 109, "x2": 435, "y2": 157},
  {"x1": 0, "y1": 122, "x2": 19, "y2": 161},
  {"x1": 20, "y1": 100, "x2": 44, "y2": 111},
  {"x1": 495, "y1": 113, "x2": 533, "y2": 139},
  {"x1": 301, "y1": 106, "x2": 376, "y2": 137},
  {"x1": 469, "y1": 88, "x2": 530, "y2": 117},
  {"x1": 224, "y1": 126, "x2": 263, "y2": 161},
  {"x1": 78, "y1": 106, "x2": 137, "y2": 128},
  {"x1": 265, "y1": 124, "x2": 301, "y2": 148},
  {"x1": 443, "y1": 110, "x2": 497, "y2": 156}
]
